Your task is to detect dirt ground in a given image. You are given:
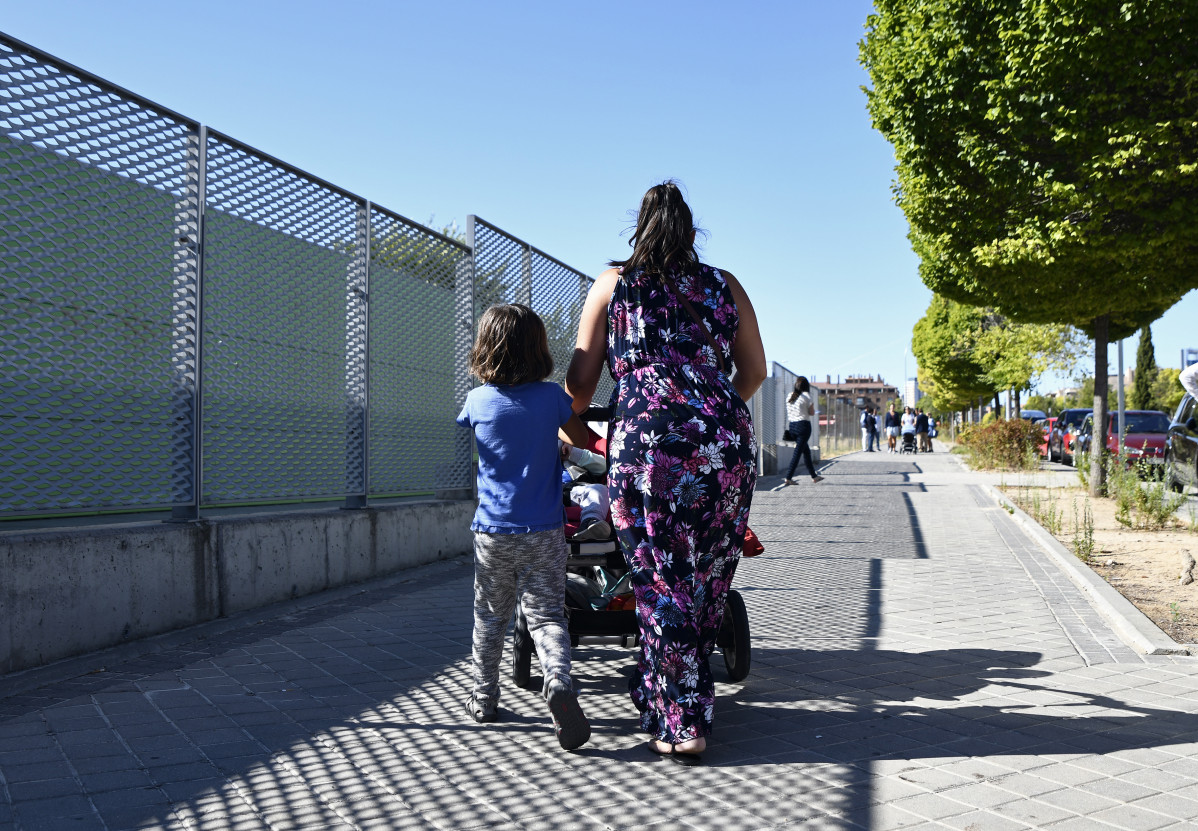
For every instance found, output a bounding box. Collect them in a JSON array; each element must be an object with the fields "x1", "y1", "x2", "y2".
[{"x1": 1001, "y1": 484, "x2": 1198, "y2": 645}]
